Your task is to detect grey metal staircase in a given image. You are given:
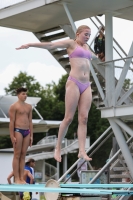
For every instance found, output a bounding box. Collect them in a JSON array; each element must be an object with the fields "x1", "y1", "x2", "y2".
[{"x1": 34, "y1": 25, "x2": 72, "y2": 73}]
